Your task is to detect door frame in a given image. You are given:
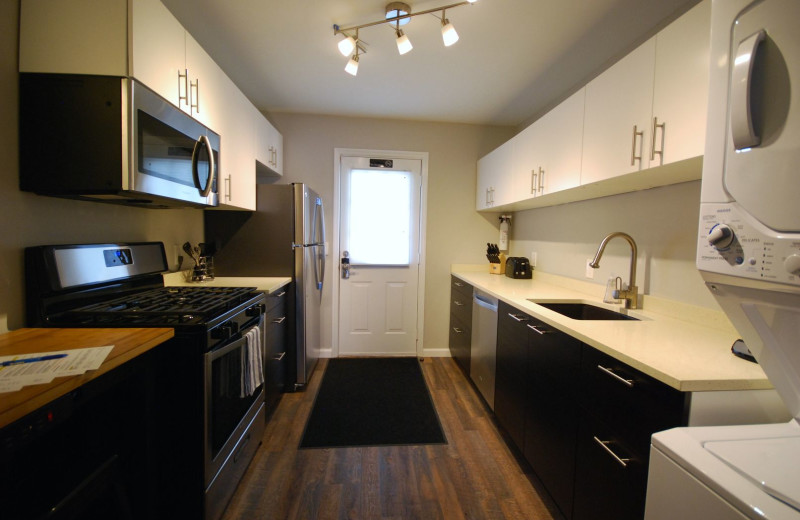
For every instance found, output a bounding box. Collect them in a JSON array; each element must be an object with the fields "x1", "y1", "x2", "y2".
[{"x1": 332, "y1": 148, "x2": 429, "y2": 359}]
